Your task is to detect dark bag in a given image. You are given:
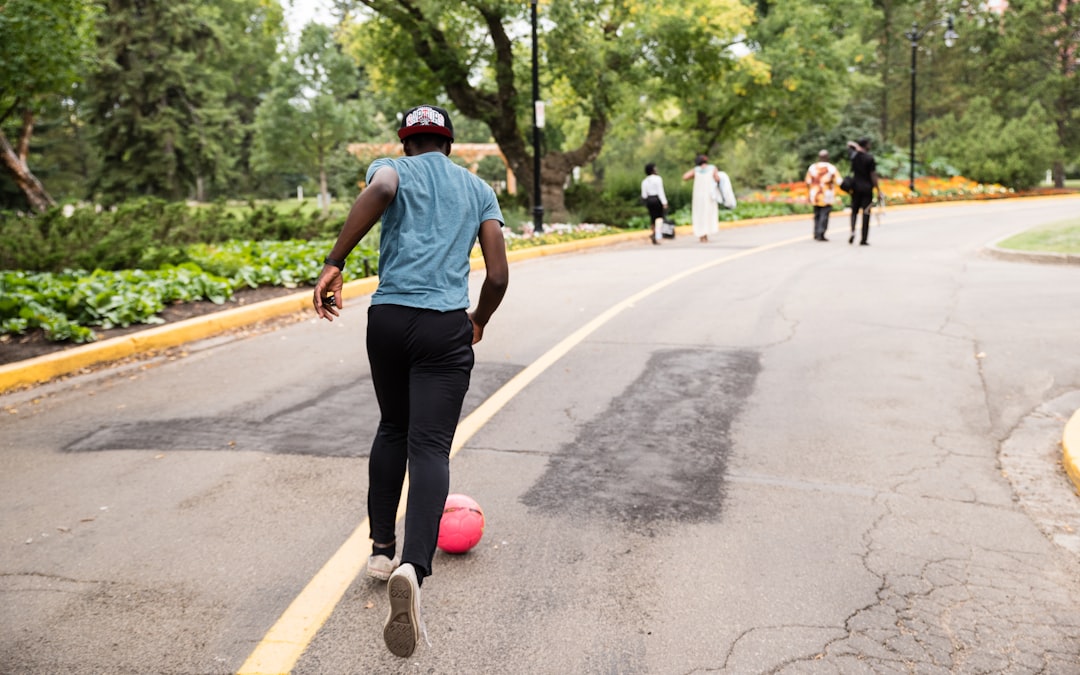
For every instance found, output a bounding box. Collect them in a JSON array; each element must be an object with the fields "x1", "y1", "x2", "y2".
[
  {"x1": 840, "y1": 176, "x2": 854, "y2": 193},
  {"x1": 661, "y1": 218, "x2": 676, "y2": 239}
]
